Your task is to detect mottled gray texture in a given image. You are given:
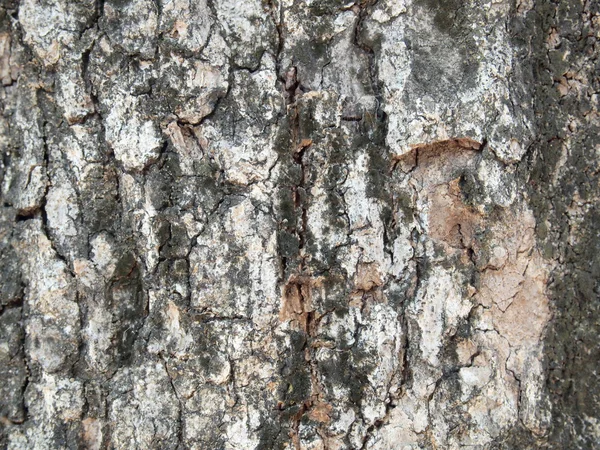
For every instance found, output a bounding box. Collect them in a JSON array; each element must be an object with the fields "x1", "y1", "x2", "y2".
[{"x1": 0, "y1": 0, "x2": 598, "y2": 449}]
